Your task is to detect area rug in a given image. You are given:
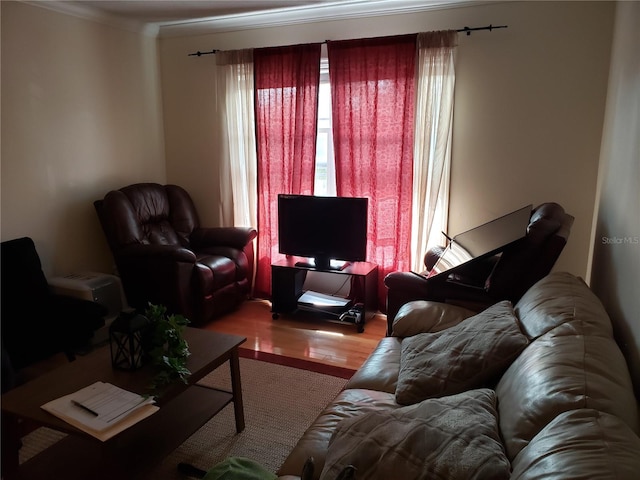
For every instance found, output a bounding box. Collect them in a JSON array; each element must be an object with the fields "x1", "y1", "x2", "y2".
[{"x1": 18, "y1": 356, "x2": 349, "y2": 478}]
